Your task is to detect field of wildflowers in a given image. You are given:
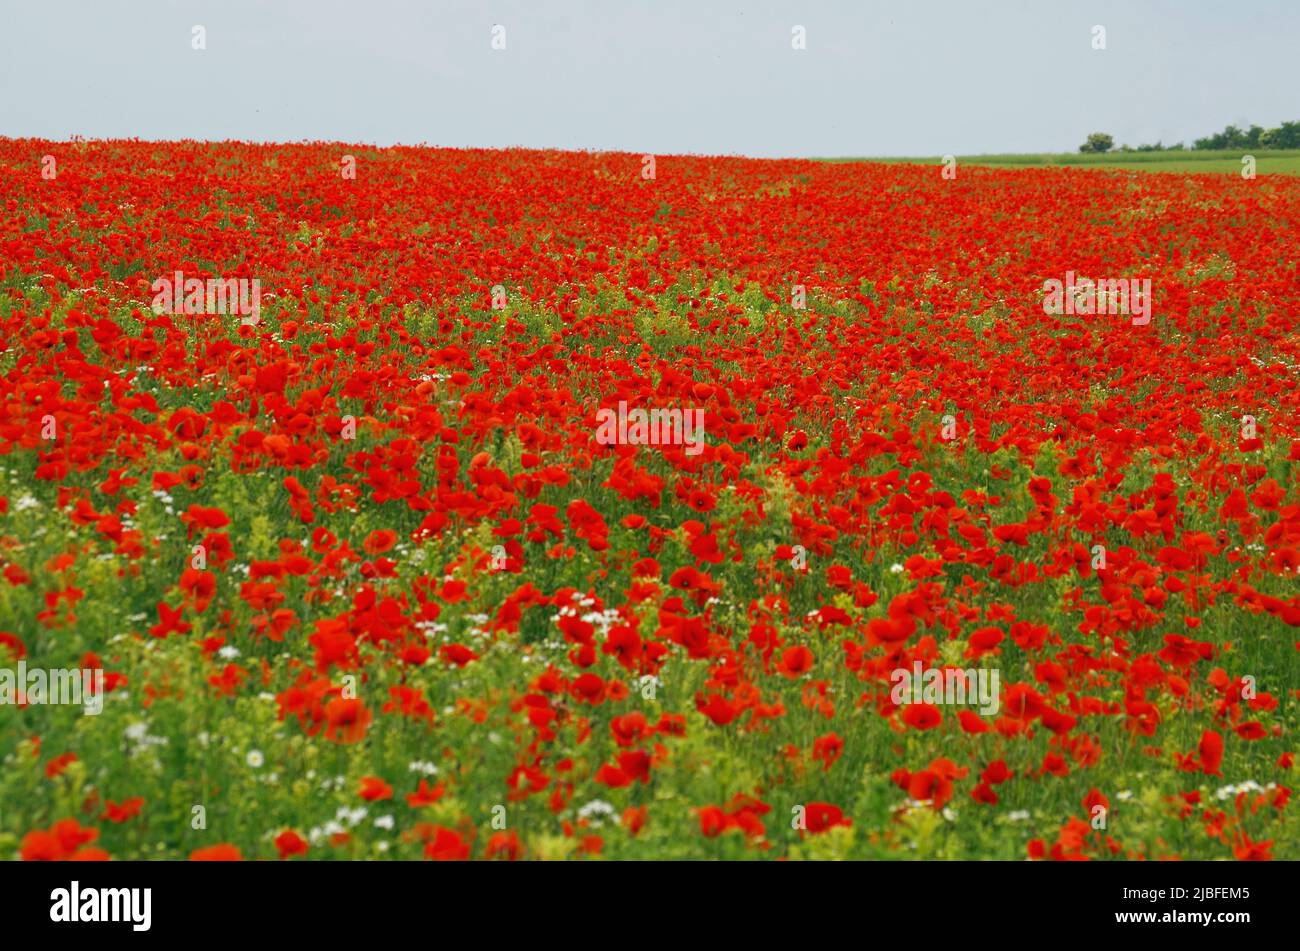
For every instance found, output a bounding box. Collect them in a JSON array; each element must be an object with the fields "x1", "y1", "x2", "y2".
[{"x1": 1, "y1": 140, "x2": 1296, "y2": 860}]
